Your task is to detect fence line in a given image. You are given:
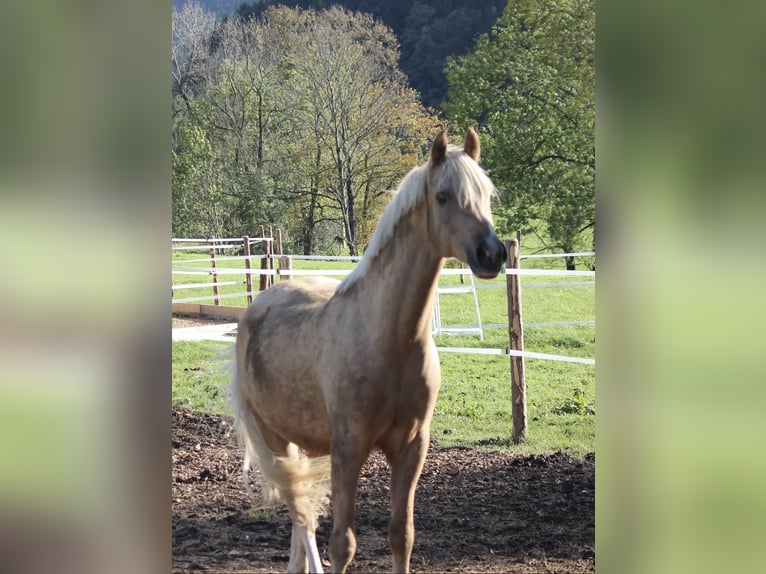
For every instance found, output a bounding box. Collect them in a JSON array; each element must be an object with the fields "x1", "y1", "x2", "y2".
[
  {"x1": 437, "y1": 346, "x2": 595, "y2": 365},
  {"x1": 172, "y1": 265, "x2": 594, "y2": 325},
  {"x1": 172, "y1": 281, "x2": 239, "y2": 290},
  {"x1": 172, "y1": 292, "x2": 253, "y2": 305},
  {"x1": 523, "y1": 320, "x2": 595, "y2": 328},
  {"x1": 522, "y1": 281, "x2": 595, "y2": 288},
  {"x1": 473, "y1": 281, "x2": 594, "y2": 290},
  {"x1": 521, "y1": 251, "x2": 594, "y2": 259},
  {"x1": 446, "y1": 320, "x2": 594, "y2": 330},
  {"x1": 172, "y1": 265, "x2": 595, "y2": 281},
  {"x1": 172, "y1": 266, "x2": 597, "y2": 279},
  {"x1": 172, "y1": 237, "x2": 272, "y2": 242},
  {"x1": 505, "y1": 268, "x2": 595, "y2": 277},
  {"x1": 172, "y1": 244, "x2": 246, "y2": 251},
  {"x1": 277, "y1": 269, "x2": 352, "y2": 277},
  {"x1": 171, "y1": 237, "x2": 273, "y2": 252},
  {"x1": 289, "y1": 255, "x2": 363, "y2": 261},
  {"x1": 176, "y1": 255, "x2": 264, "y2": 263},
  {"x1": 171, "y1": 239, "x2": 594, "y2": 355}
]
